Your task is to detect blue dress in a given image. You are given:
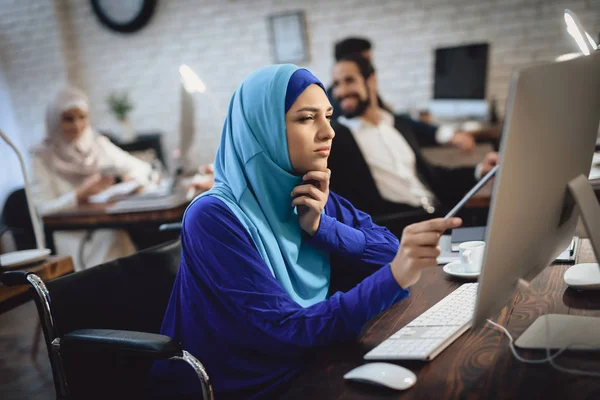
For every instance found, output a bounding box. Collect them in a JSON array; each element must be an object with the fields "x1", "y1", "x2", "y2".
[{"x1": 150, "y1": 192, "x2": 410, "y2": 399}]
